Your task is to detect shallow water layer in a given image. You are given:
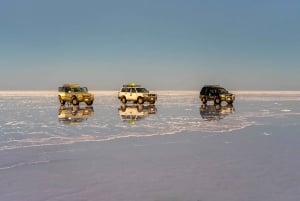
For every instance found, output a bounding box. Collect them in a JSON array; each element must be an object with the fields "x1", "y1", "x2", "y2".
[{"x1": 0, "y1": 91, "x2": 300, "y2": 201}]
